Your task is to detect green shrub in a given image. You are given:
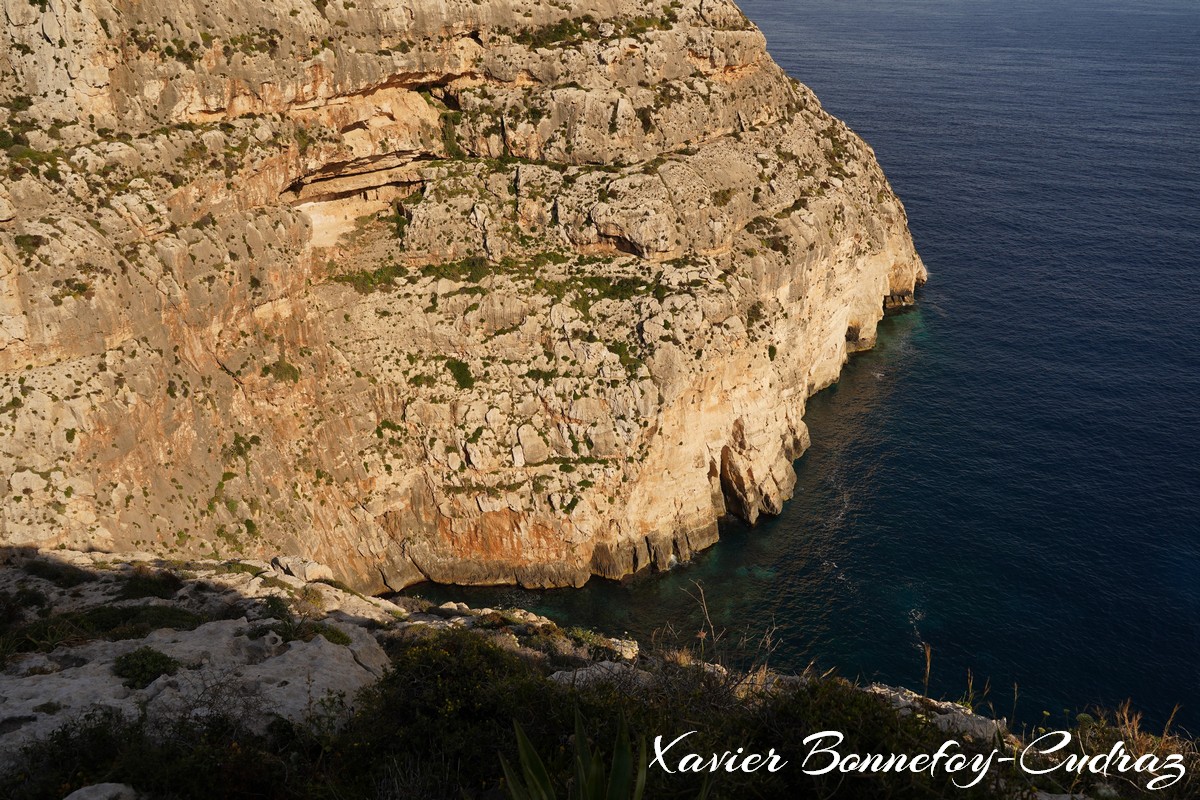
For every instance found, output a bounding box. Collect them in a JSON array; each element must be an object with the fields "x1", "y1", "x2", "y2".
[
  {"x1": 22, "y1": 559, "x2": 94, "y2": 588},
  {"x1": 445, "y1": 359, "x2": 474, "y2": 389},
  {"x1": 441, "y1": 110, "x2": 466, "y2": 159},
  {"x1": 2, "y1": 606, "x2": 206, "y2": 661},
  {"x1": 636, "y1": 107, "x2": 654, "y2": 134},
  {"x1": 712, "y1": 187, "x2": 736, "y2": 207},
  {"x1": 261, "y1": 357, "x2": 301, "y2": 383},
  {"x1": 49, "y1": 277, "x2": 89, "y2": 304},
  {"x1": 0, "y1": 706, "x2": 290, "y2": 800},
  {"x1": 606, "y1": 341, "x2": 643, "y2": 374},
  {"x1": 525, "y1": 368, "x2": 557, "y2": 384},
  {"x1": 118, "y1": 569, "x2": 183, "y2": 599},
  {"x1": 112, "y1": 646, "x2": 180, "y2": 688},
  {"x1": 335, "y1": 627, "x2": 564, "y2": 794},
  {"x1": 252, "y1": 593, "x2": 351, "y2": 646},
  {"x1": 13, "y1": 234, "x2": 45, "y2": 255},
  {"x1": 420, "y1": 255, "x2": 491, "y2": 283},
  {"x1": 511, "y1": 16, "x2": 595, "y2": 49},
  {"x1": 260, "y1": 594, "x2": 293, "y2": 621}
]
